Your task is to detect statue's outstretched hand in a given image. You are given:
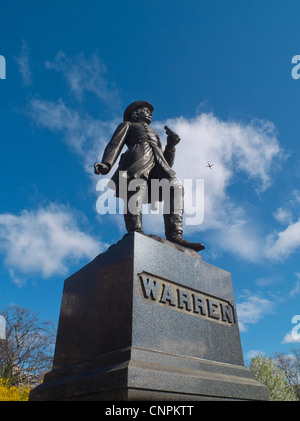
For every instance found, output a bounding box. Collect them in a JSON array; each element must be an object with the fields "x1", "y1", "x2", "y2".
[
  {"x1": 164, "y1": 126, "x2": 180, "y2": 146},
  {"x1": 94, "y1": 162, "x2": 110, "y2": 175}
]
